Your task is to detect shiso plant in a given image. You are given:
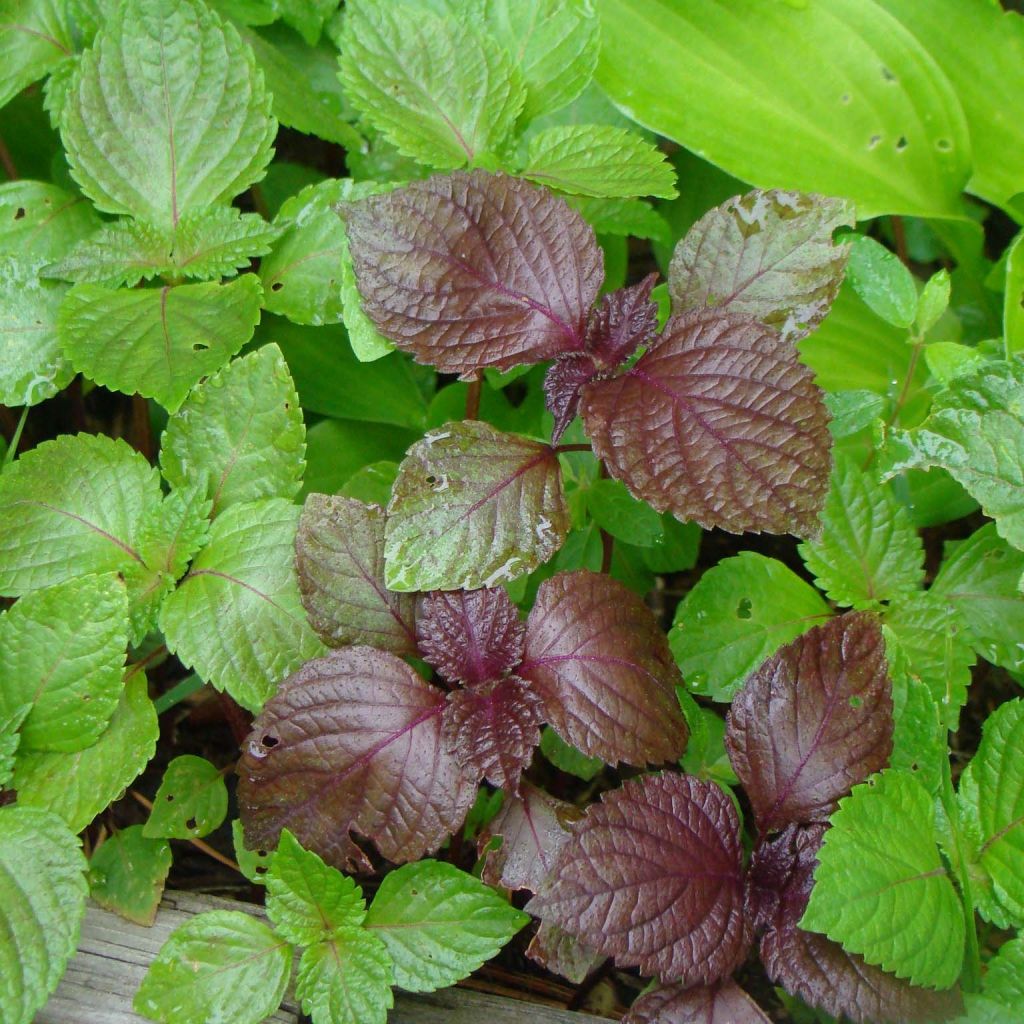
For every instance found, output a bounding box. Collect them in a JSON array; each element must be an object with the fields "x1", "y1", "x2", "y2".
[{"x1": 2, "y1": 1, "x2": 1024, "y2": 1023}]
